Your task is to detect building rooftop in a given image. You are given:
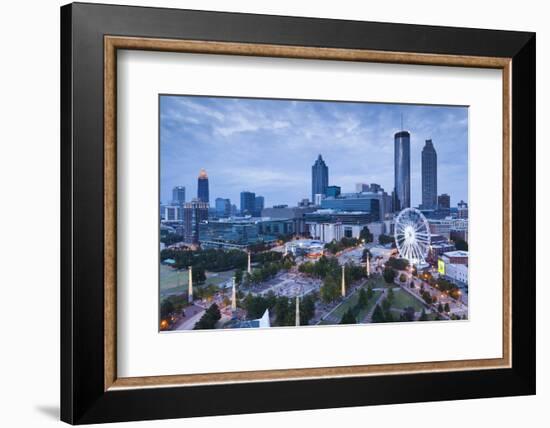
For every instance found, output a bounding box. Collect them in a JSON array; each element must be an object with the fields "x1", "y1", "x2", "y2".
[{"x1": 443, "y1": 250, "x2": 469, "y2": 257}]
